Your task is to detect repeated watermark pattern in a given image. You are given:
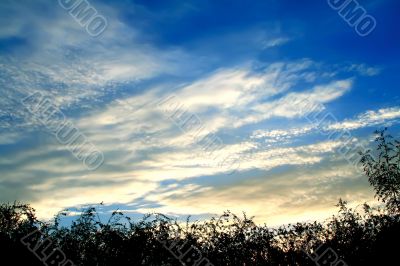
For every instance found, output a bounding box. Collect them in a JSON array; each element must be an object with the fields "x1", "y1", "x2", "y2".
[
  {"x1": 58, "y1": 0, "x2": 108, "y2": 37},
  {"x1": 157, "y1": 94, "x2": 242, "y2": 175},
  {"x1": 22, "y1": 91, "x2": 104, "y2": 171},
  {"x1": 156, "y1": 231, "x2": 214, "y2": 266},
  {"x1": 327, "y1": 0, "x2": 377, "y2": 37},
  {"x1": 0, "y1": 111, "x2": 14, "y2": 128},
  {"x1": 21, "y1": 229, "x2": 75, "y2": 266},
  {"x1": 302, "y1": 236, "x2": 348, "y2": 266},
  {"x1": 294, "y1": 97, "x2": 377, "y2": 175}
]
